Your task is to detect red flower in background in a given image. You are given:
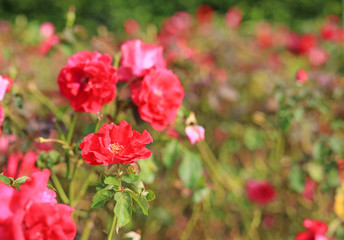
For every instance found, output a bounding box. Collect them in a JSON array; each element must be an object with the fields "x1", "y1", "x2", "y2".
[
  {"x1": 58, "y1": 51, "x2": 118, "y2": 113},
  {"x1": 79, "y1": 120, "x2": 153, "y2": 165},
  {"x1": 124, "y1": 19, "x2": 140, "y2": 35},
  {"x1": 196, "y1": 5, "x2": 214, "y2": 24},
  {"x1": 295, "y1": 219, "x2": 332, "y2": 240},
  {"x1": 287, "y1": 33, "x2": 317, "y2": 55},
  {"x1": 302, "y1": 177, "x2": 317, "y2": 202},
  {"x1": 0, "y1": 169, "x2": 76, "y2": 240},
  {"x1": 130, "y1": 68, "x2": 184, "y2": 131},
  {"x1": 296, "y1": 69, "x2": 308, "y2": 83},
  {"x1": 225, "y1": 7, "x2": 242, "y2": 28},
  {"x1": 3, "y1": 151, "x2": 39, "y2": 178},
  {"x1": 39, "y1": 22, "x2": 55, "y2": 38},
  {"x1": 246, "y1": 180, "x2": 276, "y2": 205},
  {"x1": 118, "y1": 39, "x2": 166, "y2": 81}
]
